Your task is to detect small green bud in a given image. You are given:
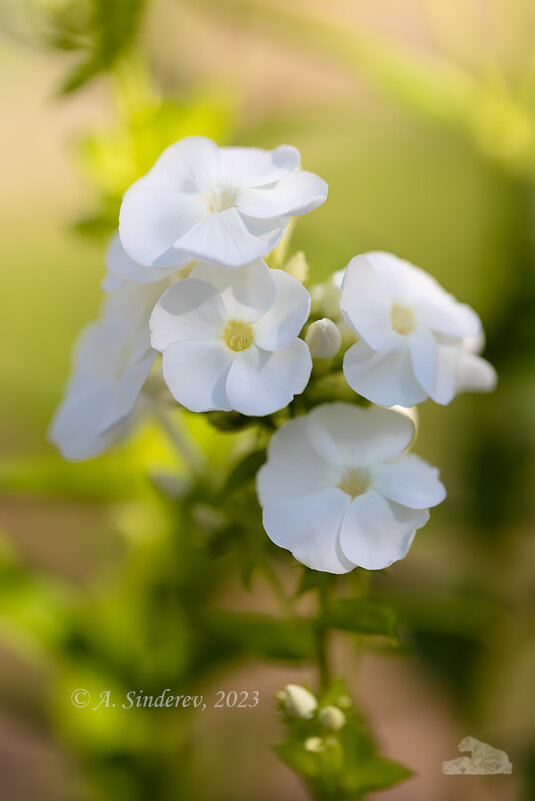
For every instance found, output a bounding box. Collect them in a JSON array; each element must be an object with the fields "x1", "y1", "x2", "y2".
[
  {"x1": 304, "y1": 736, "x2": 326, "y2": 753},
  {"x1": 318, "y1": 705, "x2": 346, "y2": 731}
]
